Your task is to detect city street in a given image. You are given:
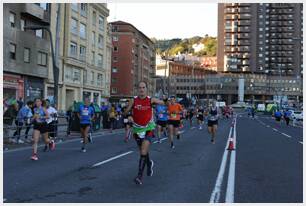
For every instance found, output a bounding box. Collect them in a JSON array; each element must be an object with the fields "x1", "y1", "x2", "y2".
[{"x1": 3, "y1": 112, "x2": 303, "y2": 203}]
